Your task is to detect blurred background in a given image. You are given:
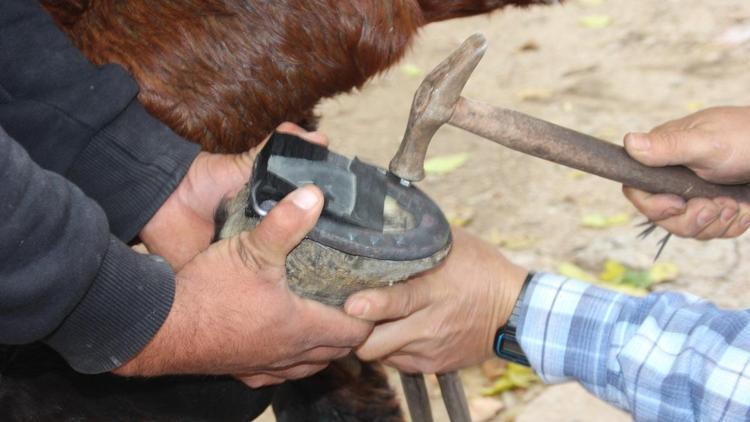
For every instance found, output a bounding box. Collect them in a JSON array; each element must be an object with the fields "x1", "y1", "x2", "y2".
[{"x1": 262, "y1": 0, "x2": 750, "y2": 419}]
